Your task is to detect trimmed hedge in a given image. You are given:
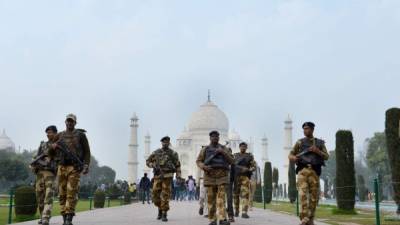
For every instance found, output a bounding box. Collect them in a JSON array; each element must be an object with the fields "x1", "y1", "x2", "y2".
[
  {"x1": 263, "y1": 162, "x2": 272, "y2": 203},
  {"x1": 357, "y1": 175, "x2": 367, "y2": 202},
  {"x1": 288, "y1": 161, "x2": 297, "y2": 203},
  {"x1": 93, "y1": 190, "x2": 106, "y2": 208},
  {"x1": 335, "y1": 130, "x2": 355, "y2": 210},
  {"x1": 254, "y1": 183, "x2": 263, "y2": 202},
  {"x1": 14, "y1": 185, "x2": 37, "y2": 217},
  {"x1": 385, "y1": 108, "x2": 400, "y2": 210}
]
